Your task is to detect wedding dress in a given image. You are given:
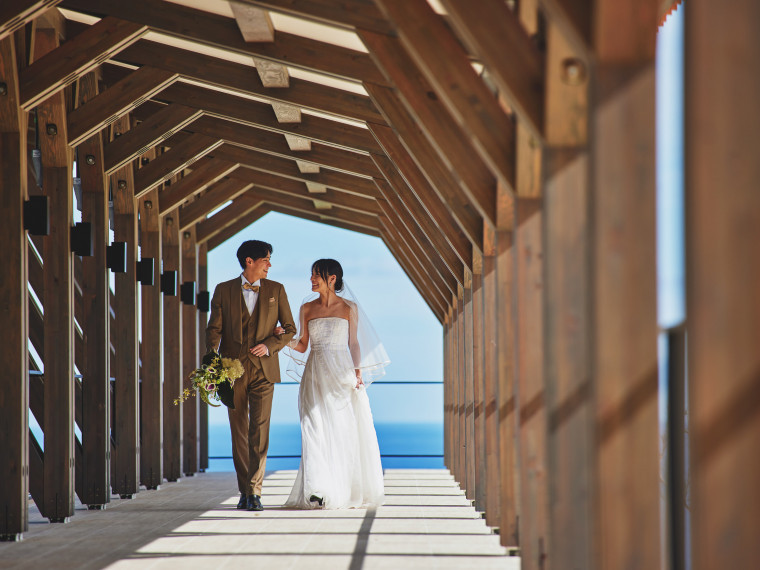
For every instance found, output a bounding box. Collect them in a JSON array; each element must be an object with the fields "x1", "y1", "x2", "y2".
[{"x1": 284, "y1": 317, "x2": 385, "y2": 509}]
